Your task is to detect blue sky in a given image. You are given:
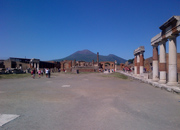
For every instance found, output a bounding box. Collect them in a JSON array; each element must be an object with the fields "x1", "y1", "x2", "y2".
[{"x1": 0, "y1": 0, "x2": 180, "y2": 61}]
